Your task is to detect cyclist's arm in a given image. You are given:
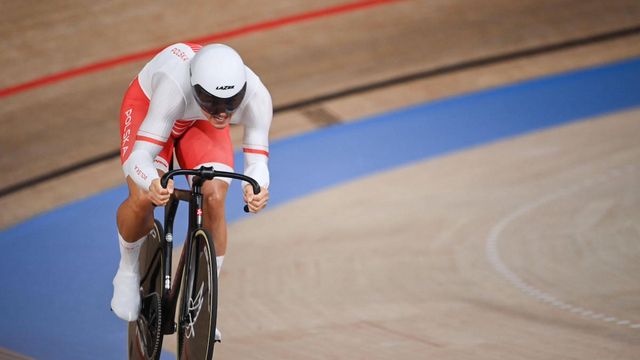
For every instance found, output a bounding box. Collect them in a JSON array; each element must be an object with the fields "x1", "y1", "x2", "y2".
[
  {"x1": 238, "y1": 84, "x2": 273, "y2": 190},
  {"x1": 123, "y1": 73, "x2": 186, "y2": 191}
]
